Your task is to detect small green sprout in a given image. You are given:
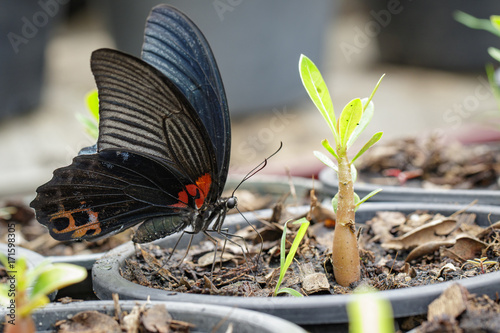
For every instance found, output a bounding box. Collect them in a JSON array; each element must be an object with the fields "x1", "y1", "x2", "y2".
[
  {"x1": 0, "y1": 255, "x2": 87, "y2": 333},
  {"x1": 299, "y1": 54, "x2": 384, "y2": 287},
  {"x1": 347, "y1": 286, "x2": 395, "y2": 333},
  {"x1": 76, "y1": 90, "x2": 99, "y2": 140},
  {"x1": 273, "y1": 217, "x2": 310, "y2": 297},
  {"x1": 462, "y1": 257, "x2": 498, "y2": 274}
]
